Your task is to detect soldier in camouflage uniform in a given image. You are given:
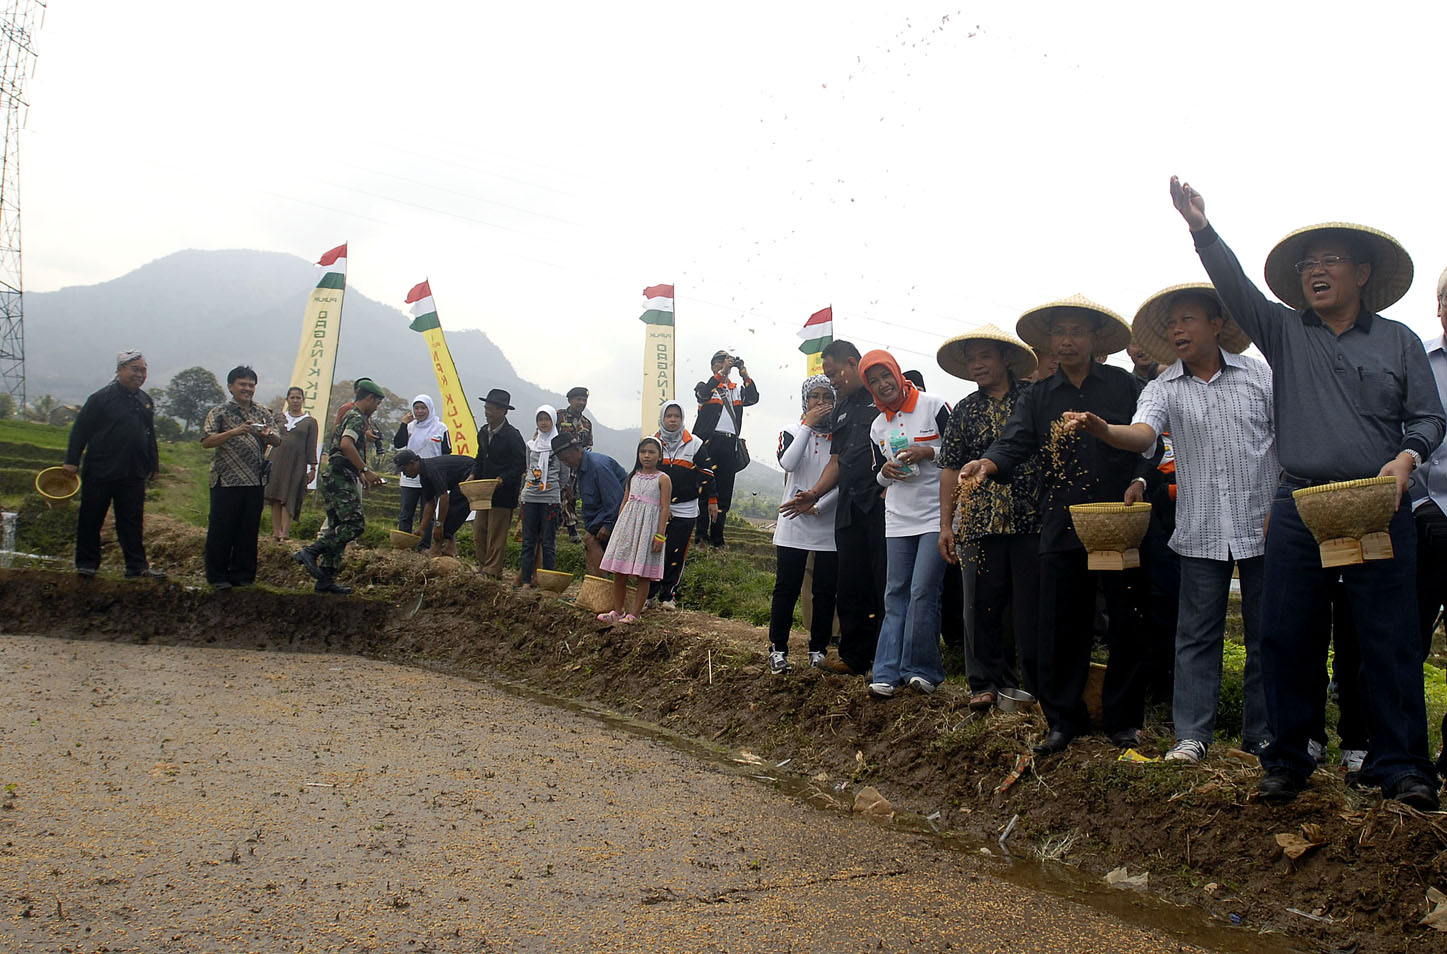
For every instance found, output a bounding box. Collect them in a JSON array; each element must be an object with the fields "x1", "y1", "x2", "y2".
[
  {"x1": 294, "y1": 379, "x2": 385, "y2": 593},
  {"x1": 556, "y1": 386, "x2": 593, "y2": 543}
]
